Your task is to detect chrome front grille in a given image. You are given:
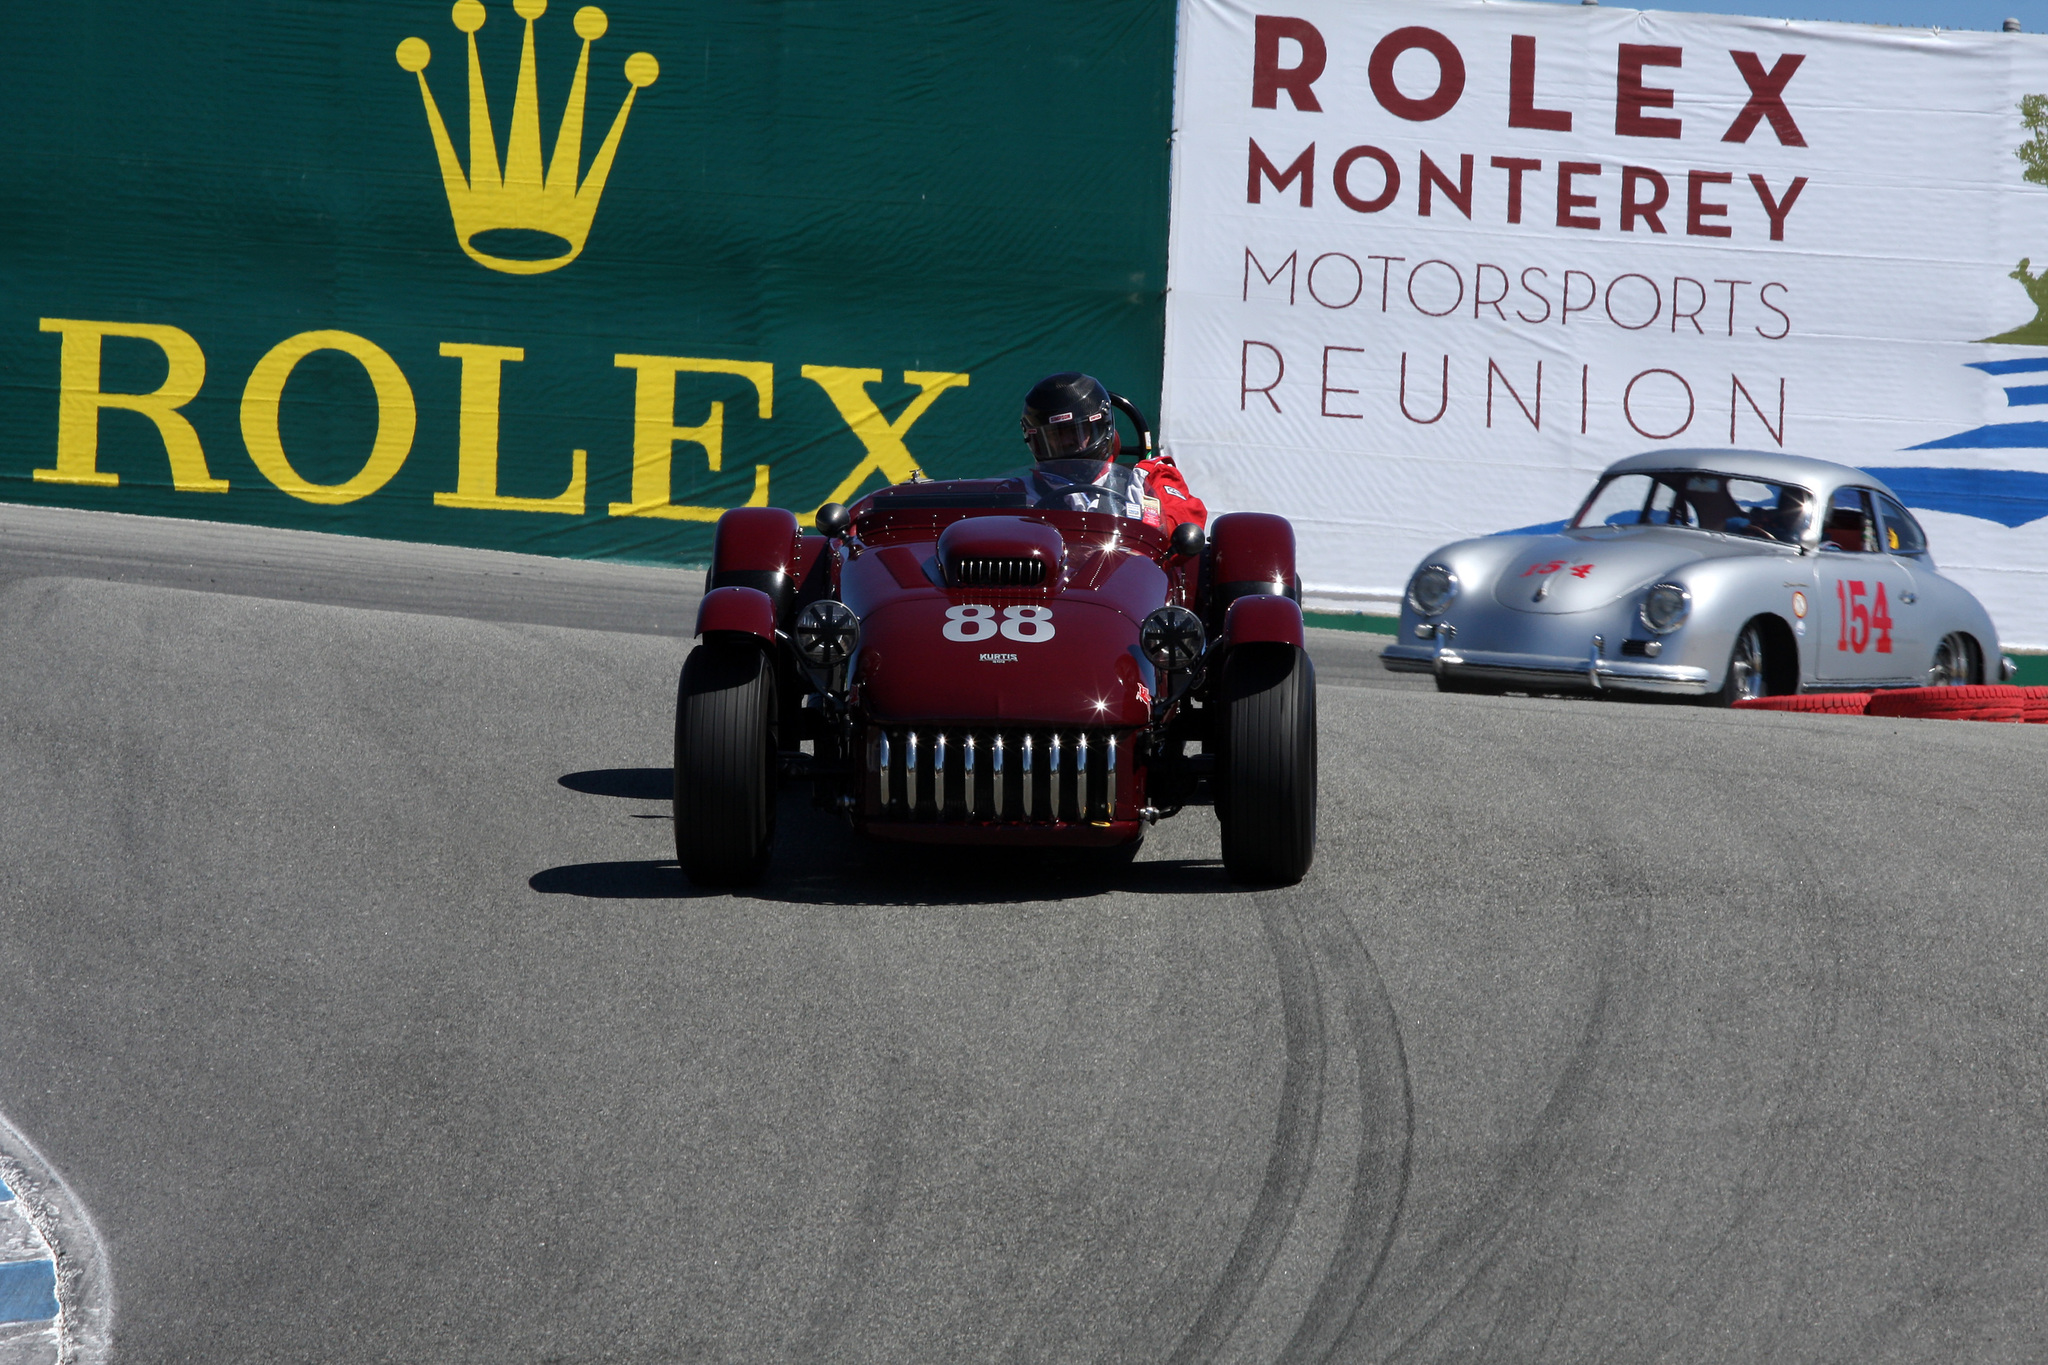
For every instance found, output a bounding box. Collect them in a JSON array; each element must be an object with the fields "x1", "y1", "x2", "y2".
[
  {"x1": 870, "y1": 726, "x2": 1124, "y2": 823},
  {"x1": 947, "y1": 556, "x2": 1047, "y2": 588}
]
